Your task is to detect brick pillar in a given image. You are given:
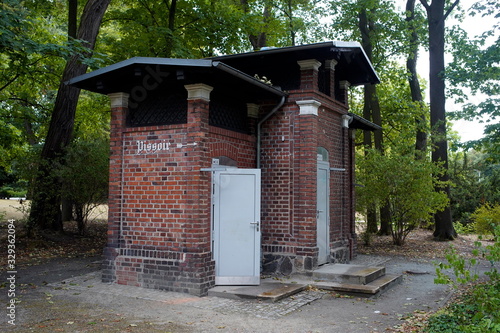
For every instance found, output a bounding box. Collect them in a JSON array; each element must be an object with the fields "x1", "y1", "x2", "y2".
[
  {"x1": 297, "y1": 59, "x2": 322, "y2": 91},
  {"x1": 103, "y1": 92, "x2": 129, "y2": 283},
  {"x1": 183, "y1": 83, "x2": 215, "y2": 294},
  {"x1": 325, "y1": 59, "x2": 338, "y2": 98},
  {"x1": 339, "y1": 80, "x2": 351, "y2": 106},
  {"x1": 295, "y1": 99, "x2": 321, "y2": 269}
]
